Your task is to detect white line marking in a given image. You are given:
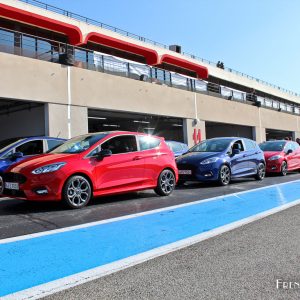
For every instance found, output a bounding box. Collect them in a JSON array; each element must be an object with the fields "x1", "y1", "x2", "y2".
[
  {"x1": 3, "y1": 198, "x2": 300, "y2": 300},
  {"x1": 1, "y1": 178, "x2": 300, "y2": 245}
]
